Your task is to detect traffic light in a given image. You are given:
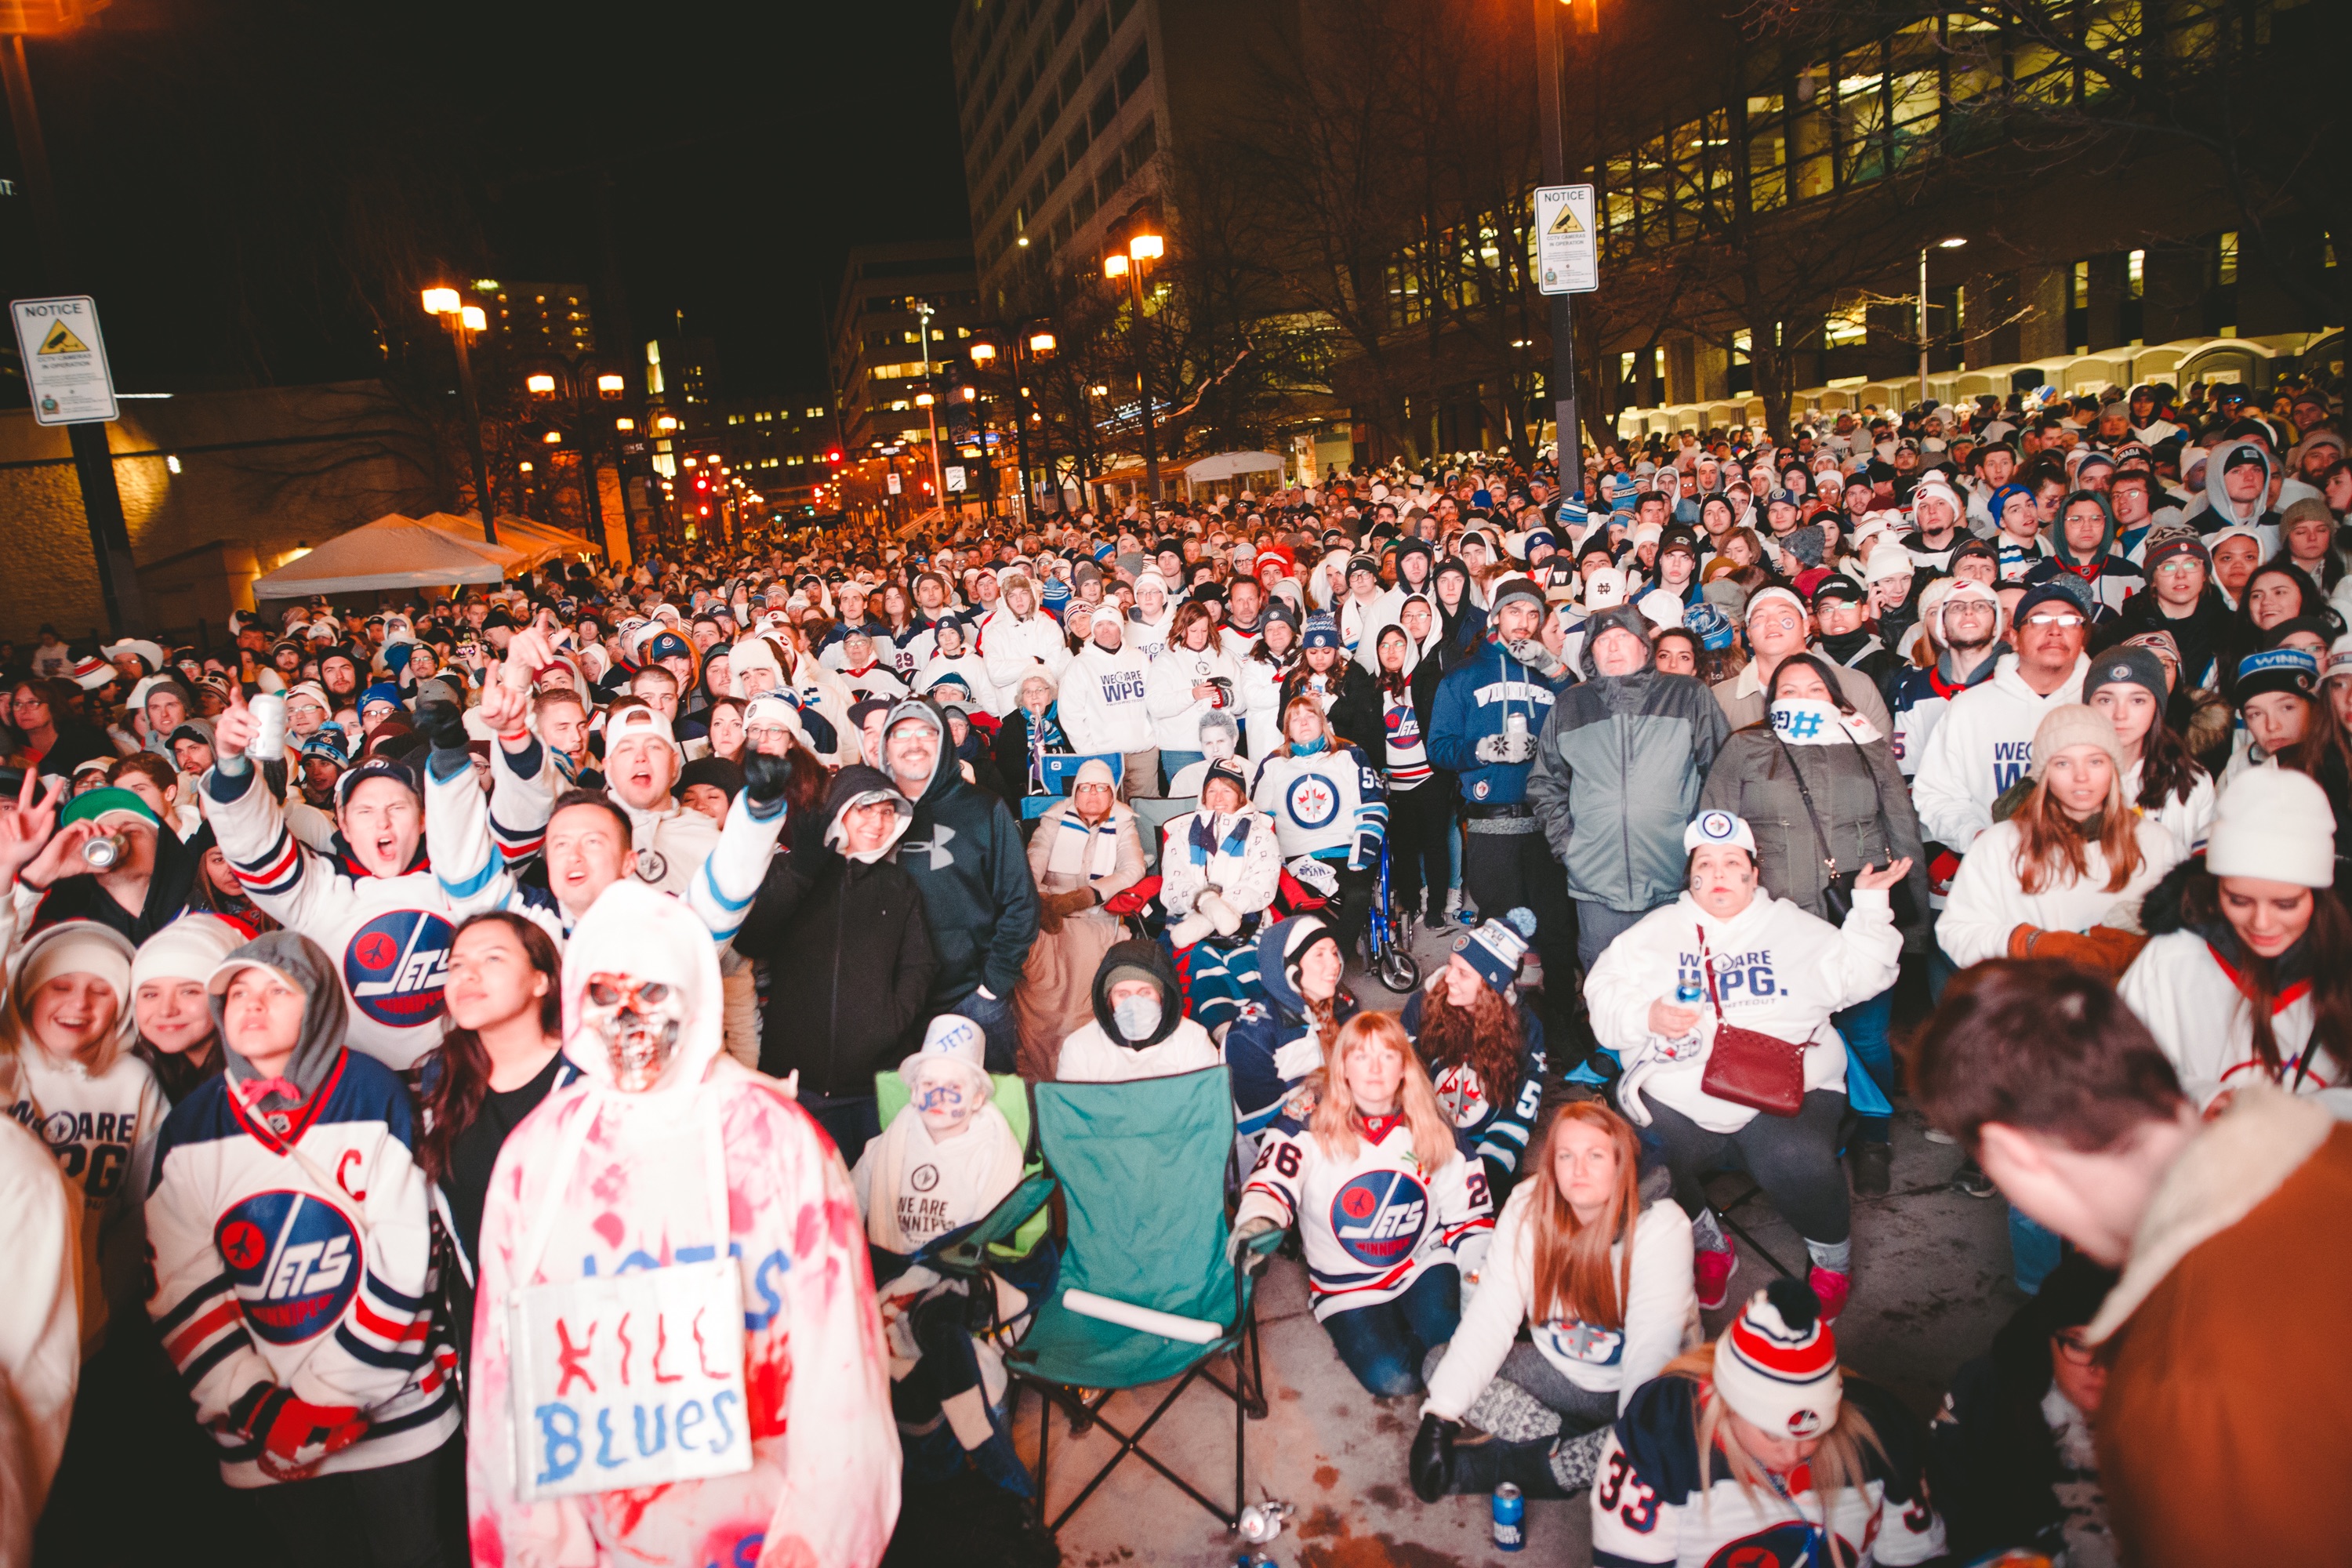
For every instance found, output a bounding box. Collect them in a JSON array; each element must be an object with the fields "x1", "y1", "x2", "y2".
[{"x1": 826, "y1": 448, "x2": 844, "y2": 466}]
